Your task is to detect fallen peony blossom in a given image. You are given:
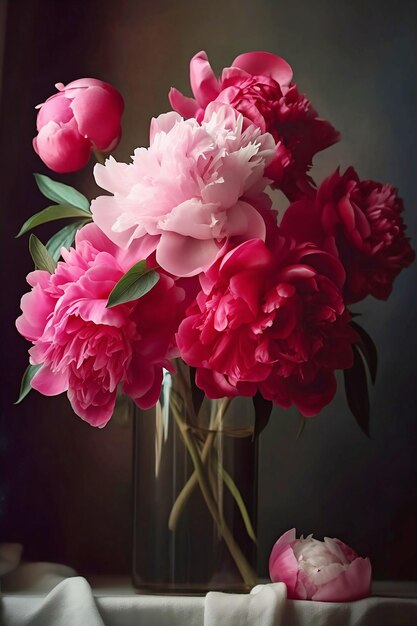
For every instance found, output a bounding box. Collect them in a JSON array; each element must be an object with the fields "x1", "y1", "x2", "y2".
[{"x1": 269, "y1": 529, "x2": 372, "y2": 602}]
